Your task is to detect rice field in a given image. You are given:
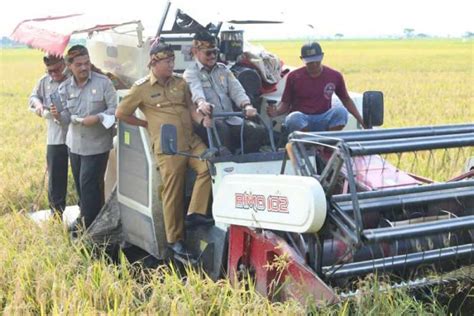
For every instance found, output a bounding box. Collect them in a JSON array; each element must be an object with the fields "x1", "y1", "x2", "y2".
[{"x1": 0, "y1": 39, "x2": 473, "y2": 314}]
